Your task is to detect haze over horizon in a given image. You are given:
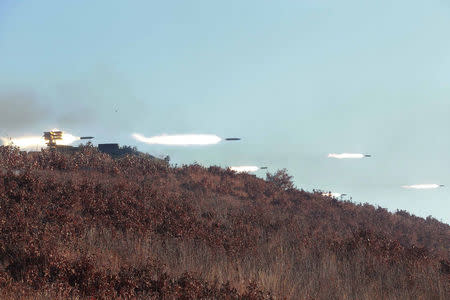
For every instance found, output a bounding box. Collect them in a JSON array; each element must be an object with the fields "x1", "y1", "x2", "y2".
[{"x1": 1, "y1": 0, "x2": 449, "y2": 223}]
